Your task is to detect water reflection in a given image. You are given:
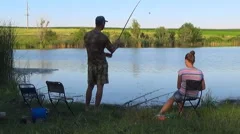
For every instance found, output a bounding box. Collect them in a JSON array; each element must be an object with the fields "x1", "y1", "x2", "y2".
[{"x1": 132, "y1": 49, "x2": 140, "y2": 77}]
